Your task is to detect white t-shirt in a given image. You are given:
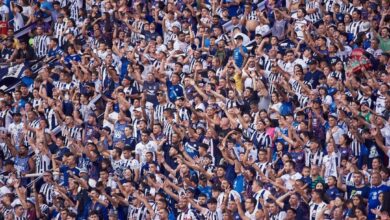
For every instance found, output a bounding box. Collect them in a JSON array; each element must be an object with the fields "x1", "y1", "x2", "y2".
[
  {"x1": 22, "y1": 6, "x2": 33, "y2": 17},
  {"x1": 281, "y1": 172, "x2": 303, "y2": 190},
  {"x1": 135, "y1": 141, "x2": 157, "y2": 164},
  {"x1": 8, "y1": 122, "x2": 23, "y2": 148},
  {"x1": 293, "y1": 18, "x2": 308, "y2": 40},
  {"x1": 0, "y1": 5, "x2": 9, "y2": 21},
  {"x1": 217, "y1": 190, "x2": 241, "y2": 209},
  {"x1": 245, "y1": 209, "x2": 258, "y2": 220},
  {"x1": 322, "y1": 152, "x2": 339, "y2": 181},
  {"x1": 13, "y1": 12, "x2": 24, "y2": 31},
  {"x1": 381, "y1": 124, "x2": 390, "y2": 146}
]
